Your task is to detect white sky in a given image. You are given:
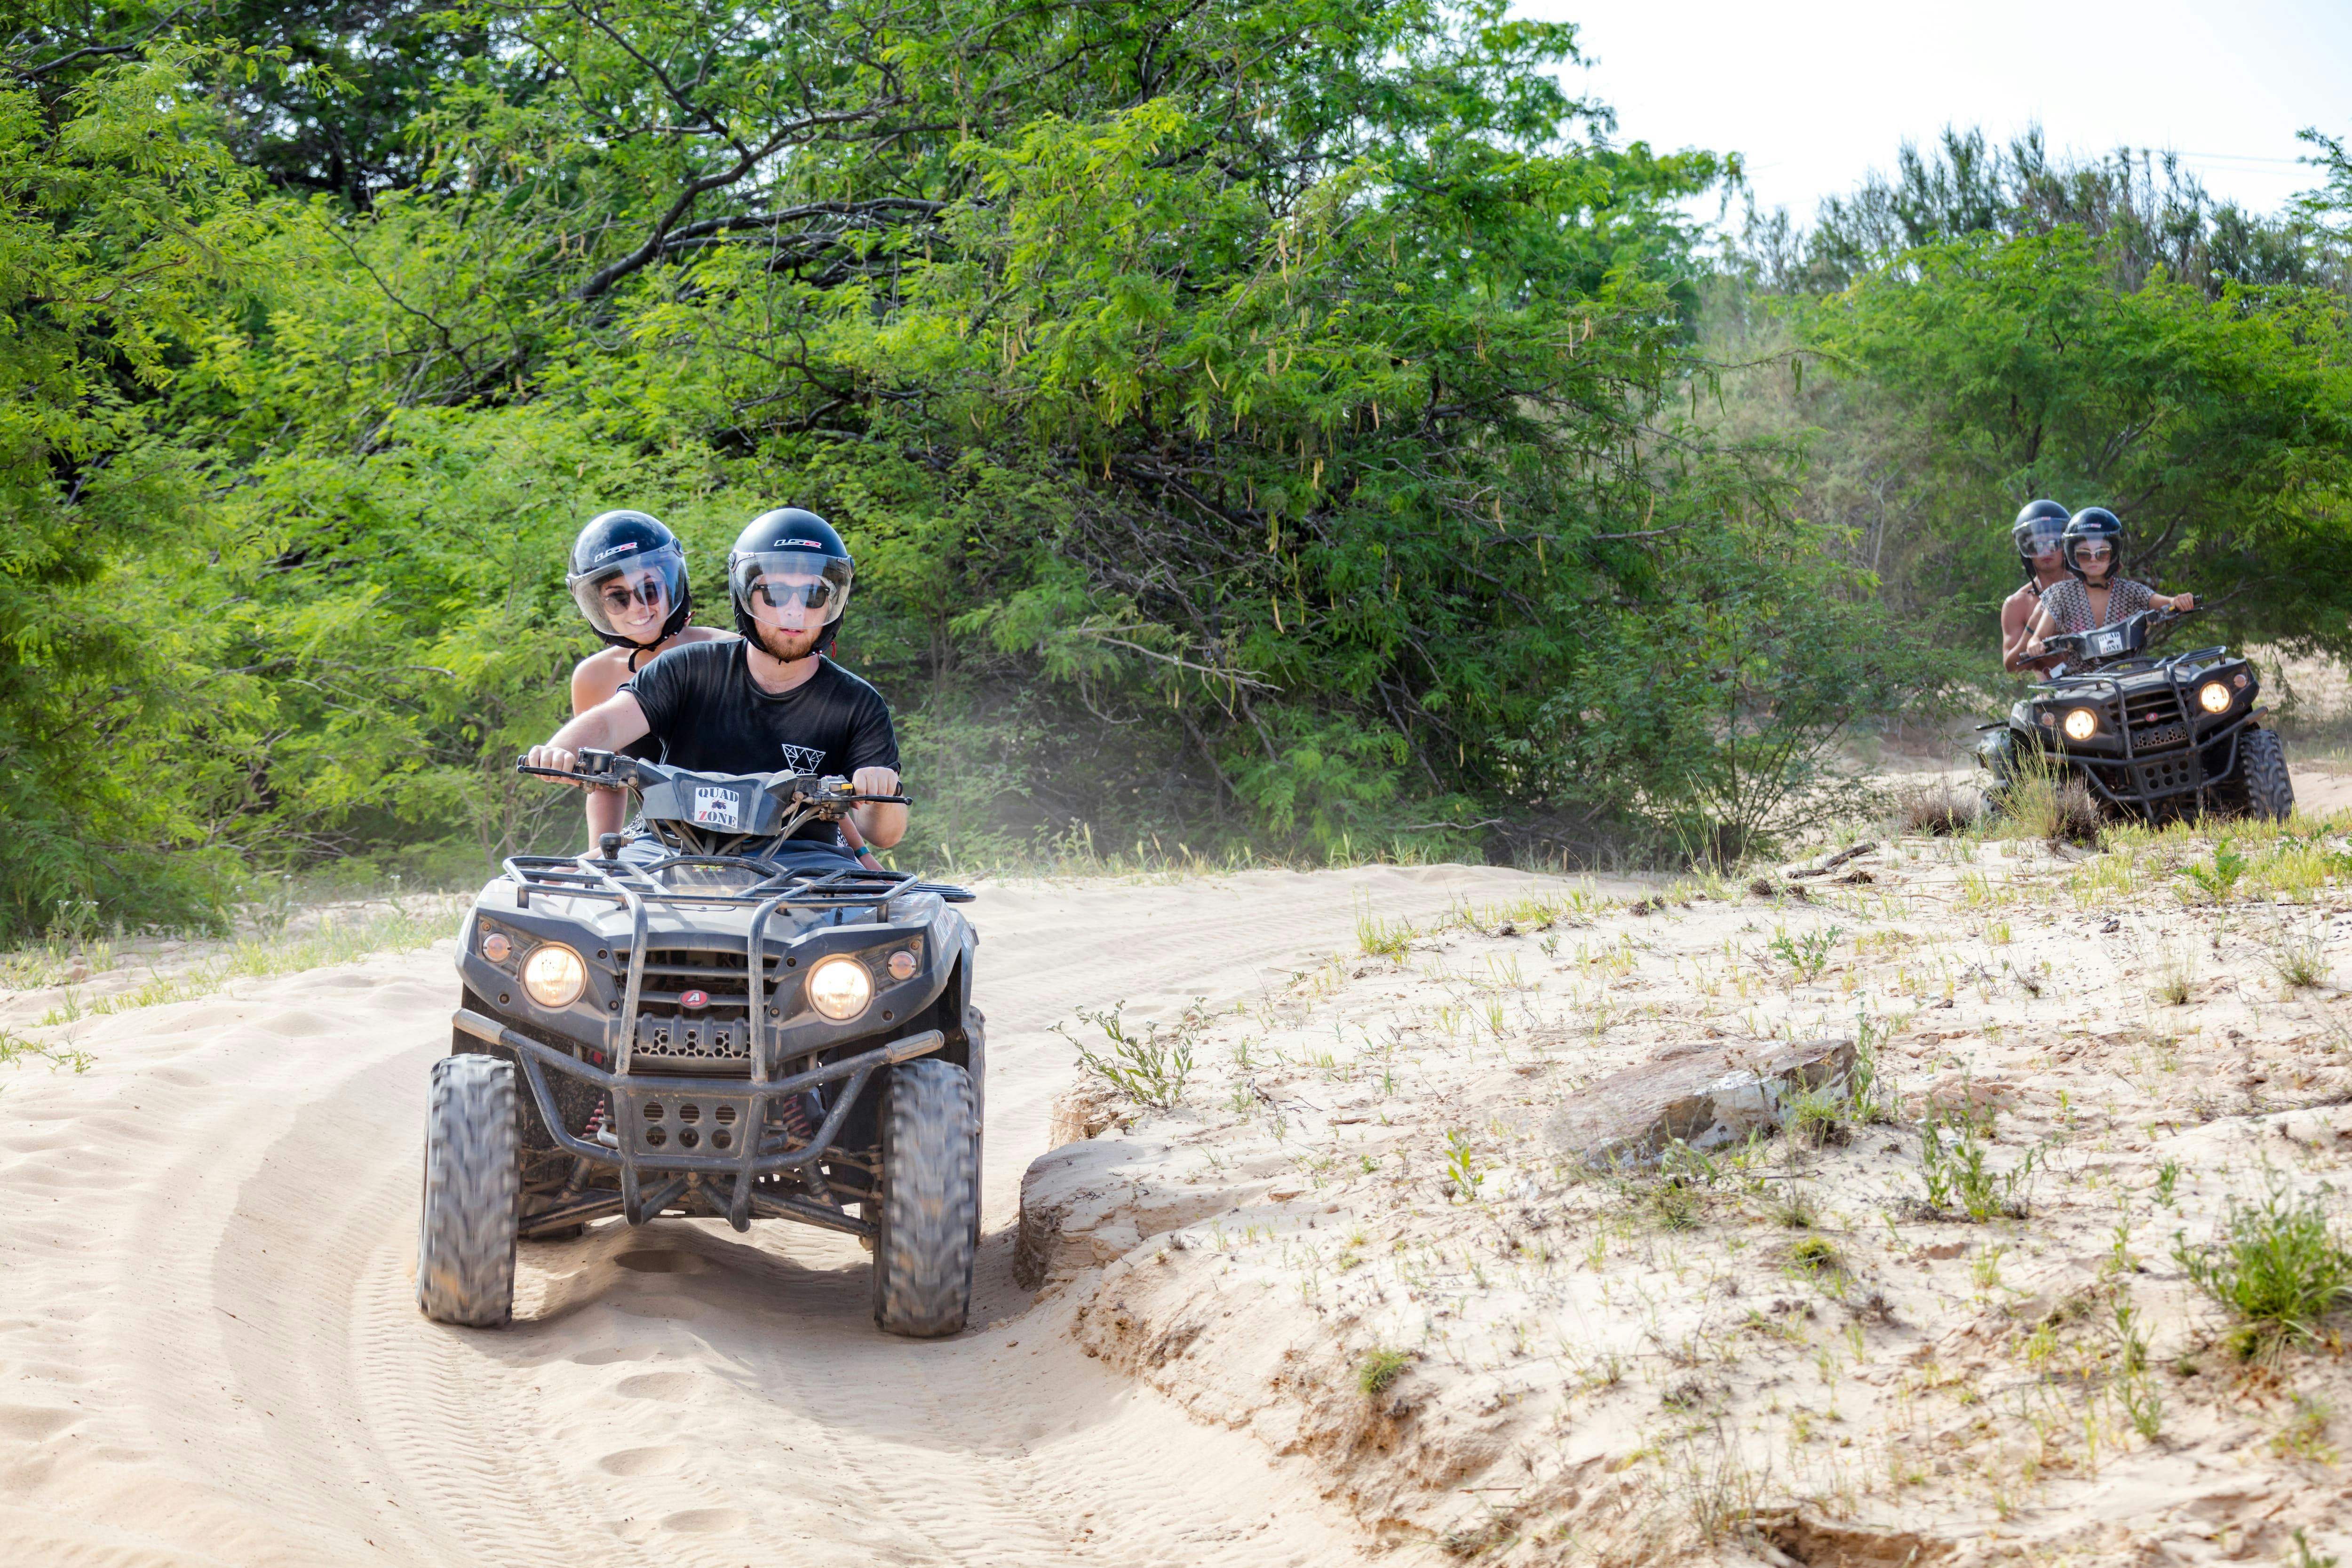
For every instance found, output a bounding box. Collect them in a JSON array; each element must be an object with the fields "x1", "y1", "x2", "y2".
[{"x1": 1516, "y1": 0, "x2": 2352, "y2": 224}]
